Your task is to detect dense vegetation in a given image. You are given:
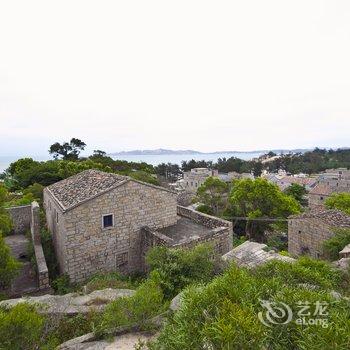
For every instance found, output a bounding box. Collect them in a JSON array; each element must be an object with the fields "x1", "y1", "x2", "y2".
[
  {"x1": 323, "y1": 228, "x2": 350, "y2": 261},
  {"x1": 196, "y1": 177, "x2": 301, "y2": 241},
  {"x1": 325, "y1": 192, "x2": 350, "y2": 215},
  {"x1": 179, "y1": 148, "x2": 350, "y2": 175},
  {"x1": 152, "y1": 258, "x2": 350, "y2": 349},
  {"x1": 0, "y1": 244, "x2": 220, "y2": 349}
]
